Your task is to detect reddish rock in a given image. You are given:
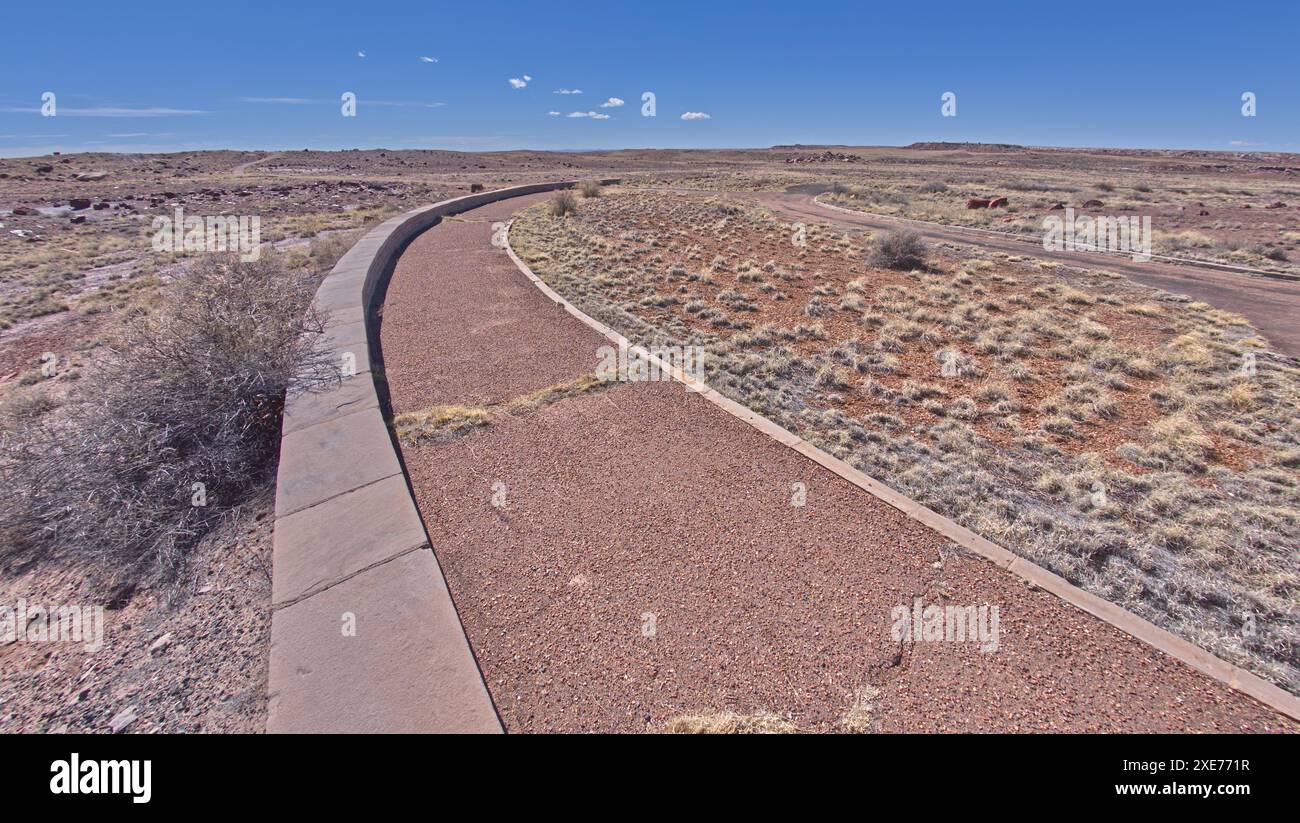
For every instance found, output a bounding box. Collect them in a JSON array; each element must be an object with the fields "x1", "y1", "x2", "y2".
[
  {"x1": 966, "y1": 197, "x2": 991, "y2": 209},
  {"x1": 1264, "y1": 201, "x2": 1287, "y2": 209},
  {"x1": 987, "y1": 196, "x2": 1009, "y2": 208}
]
